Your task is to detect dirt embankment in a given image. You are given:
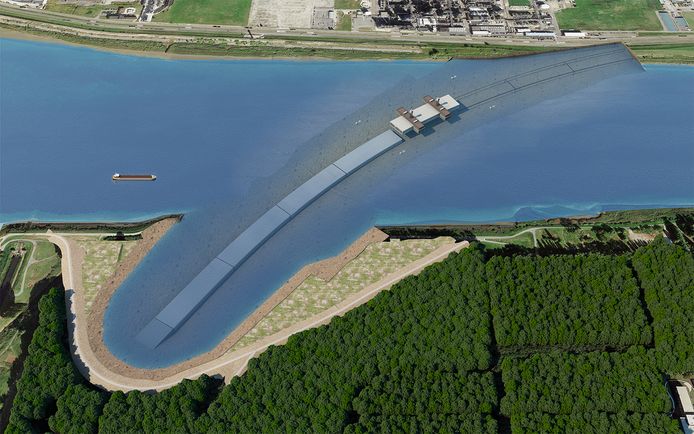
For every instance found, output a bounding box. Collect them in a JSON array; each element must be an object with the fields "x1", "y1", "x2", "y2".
[
  {"x1": 0, "y1": 214, "x2": 183, "y2": 237},
  {"x1": 84, "y1": 227, "x2": 388, "y2": 381}
]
